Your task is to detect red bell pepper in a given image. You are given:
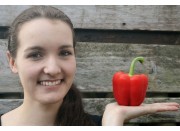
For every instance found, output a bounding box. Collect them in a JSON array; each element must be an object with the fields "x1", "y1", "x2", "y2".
[{"x1": 112, "y1": 57, "x2": 148, "y2": 106}]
